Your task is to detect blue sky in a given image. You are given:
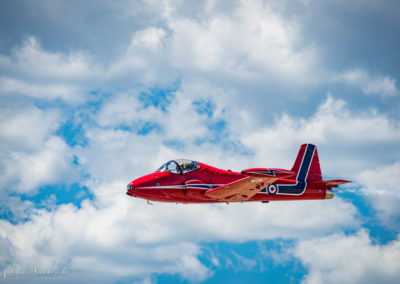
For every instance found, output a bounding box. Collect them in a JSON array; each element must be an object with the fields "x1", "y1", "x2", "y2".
[{"x1": 0, "y1": 0, "x2": 399, "y2": 283}]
